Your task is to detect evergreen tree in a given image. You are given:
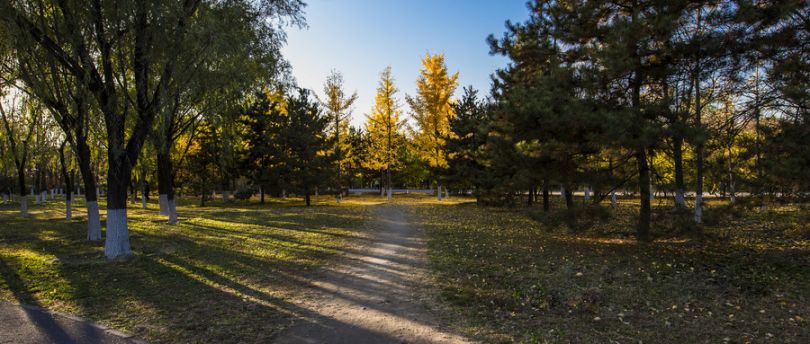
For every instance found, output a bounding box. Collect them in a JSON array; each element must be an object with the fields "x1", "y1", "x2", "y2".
[
  {"x1": 239, "y1": 91, "x2": 284, "y2": 204},
  {"x1": 186, "y1": 119, "x2": 222, "y2": 206},
  {"x1": 446, "y1": 87, "x2": 487, "y2": 203},
  {"x1": 284, "y1": 88, "x2": 331, "y2": 206}
]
